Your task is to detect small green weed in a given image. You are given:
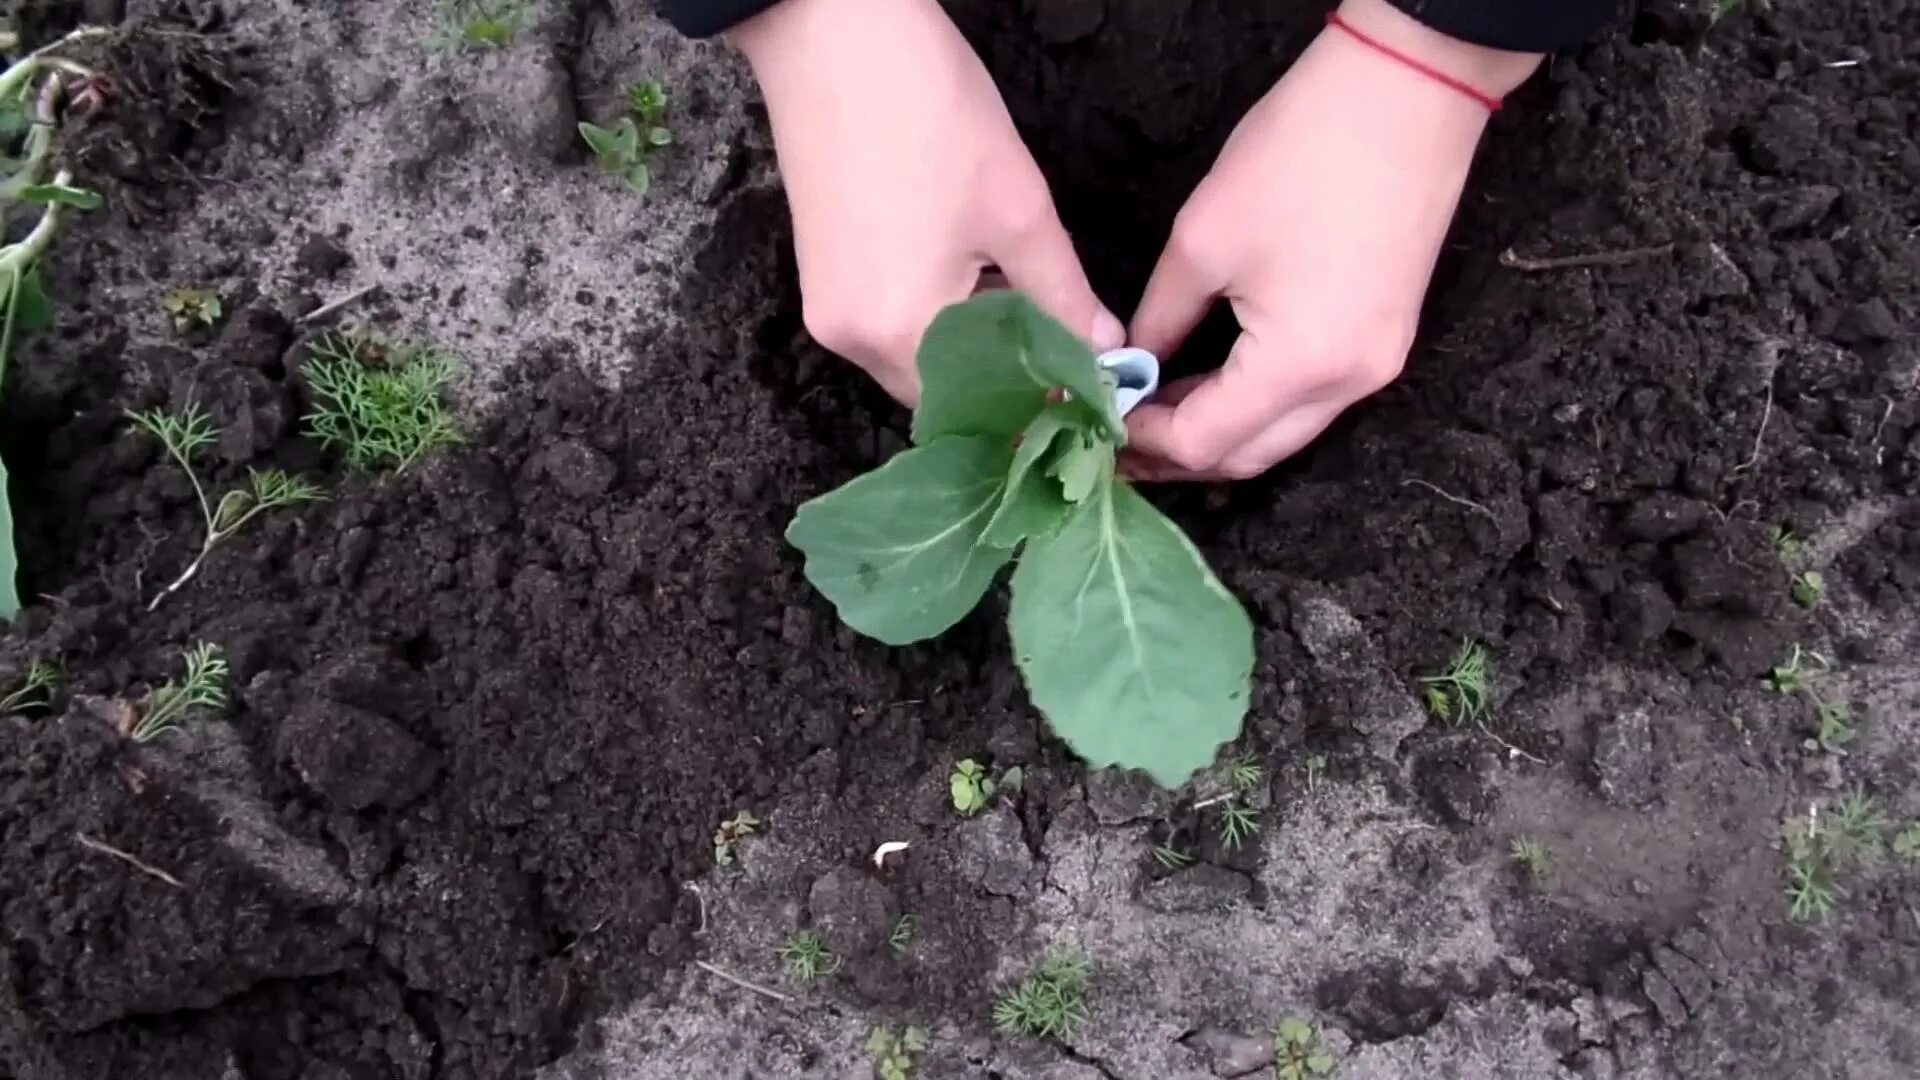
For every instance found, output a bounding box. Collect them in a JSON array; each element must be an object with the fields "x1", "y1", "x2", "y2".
[
  {"x1": 887, "y1": 913, "x2": 915, "y2": 954},
  {"x1": 129, "y1": 403, "x2": 325, "y2": 611},
  {"x1": 778, "y1": 930, "x2": 837, "y2": 982},
  {"x1": 993, "y1": 947, "x2": 1091, "y2": 1040},
  {"x1": 432, "y1": 0, "x2": 529, "y2": 50},
  {"x1": 131, "y1": 643, "x2": 227, "y2": 743},
  {"x1": 1812, "y1": 699, "x2": 1855, "y2": 752},
  {"x1": 1302, "y1": 753, "x2": 1327, "y2": 792},
  {"x1": 161, "y1": 287, "x2": 222, "y2": 335},
  {"x1": 1510, "y1": 836, "x2": 1554, "y2": 888},
  {"x1": 1216, "y1": 800, "x2": 1260, "y2": 851},
  {"x1": 1418, "y1": 639, "x2": 1490, "y2": 724},
  {"x1": 1790, "y1": 570, "x2": 1825, "y2": 608},
  {"x1": 712, "y1": 810, "x2": 759, "y2": 866},
  {"x1": 579, "y1": 81, "x2": 672, "y2": 195},
  {"x1": 1225, "y1": 752, "x2": 1265, "y2": 793},
  {"x1": 1892, "y1": 824, "x2": 1920, "y2": 863},
  {"x1": 866, "y1": 1025, "x2": 929, "y2": 1080},
  {"x1": 0, "y1": 658, "x2": 60, "y2": 714},
  {"x1": 1151, "y1": 842, "x2": 1194, "y2": 871},
  {"x1": 949, "y1": 758, "x2": 1022, "y2": 816},
  {"x1": 1273, "y1": 1016, "x2": 1336, "y2": 1079},
  {"x1": 1770, "y1": 524, "x2": 1806, "y2": 562},
  {"x1": 1780, "y1": 789, "x2": 1890, "y2": 923},
  {"x1": 303, "y1": 331, "x2": 463, "y2": 473},
  {"x1": 1763, "y1": 644, "x2": 1828, "y2": 696}
]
